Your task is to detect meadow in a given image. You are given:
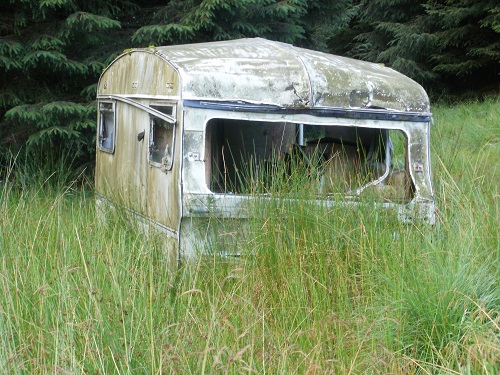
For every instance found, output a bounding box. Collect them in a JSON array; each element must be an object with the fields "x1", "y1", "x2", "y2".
[{"x1": 0, "y1": 97, "x2": 498, "y2": 374}]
